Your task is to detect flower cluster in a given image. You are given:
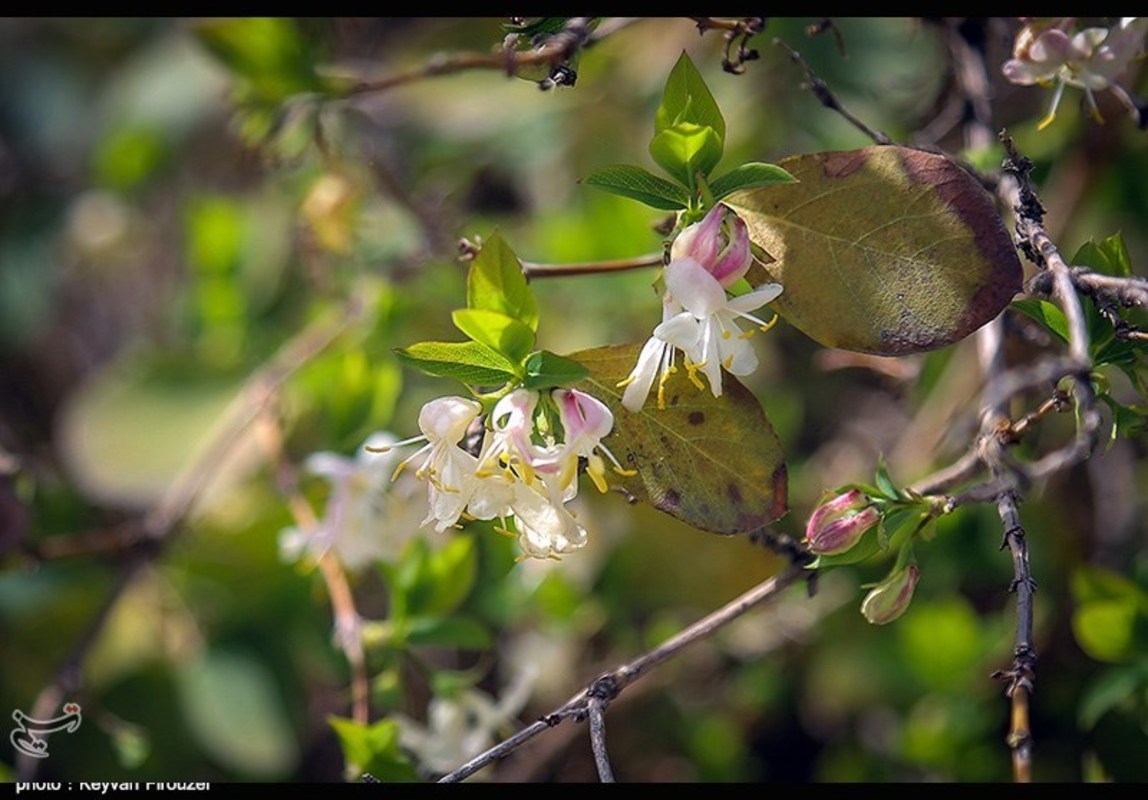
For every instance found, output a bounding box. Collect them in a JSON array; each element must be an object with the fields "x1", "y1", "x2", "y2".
[
  {"x1": 1002, "y1": 17, "x2": 1148, "y2": 129},
  {"x1": 383, "y1": 388, "x2": 632, "y2": 560},
  {"x1": 619, "y1": 204, "x2": 783, "y2": 412}
]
